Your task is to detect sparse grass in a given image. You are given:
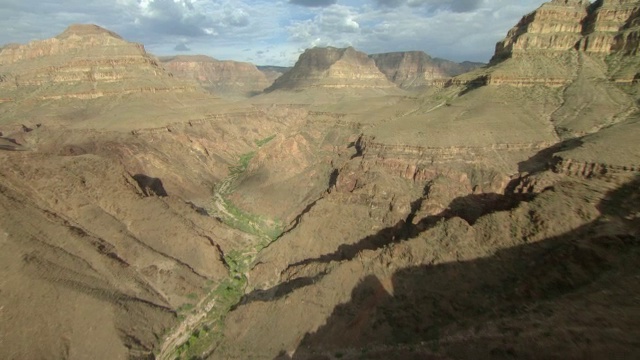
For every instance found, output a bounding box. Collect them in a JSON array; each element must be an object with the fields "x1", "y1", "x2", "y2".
[
  {"x1": 217, "y1": 197, "x2": 284, "y2": 241},
  {"x1": 172, "y1": 254, "x2": 250, "y2": 360},
  {"x1": 229, "y1": 151, "x2": 256, "y2": 175},
  {"x1": 169, "y1": 142, "x2": 287, "y2": 359},
  {"x1": 255, "y1": 134, "x2": 276, "y2": 147},
  {"x1": 177, "y1": 303, "x2": 195, "y2": 313}
]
